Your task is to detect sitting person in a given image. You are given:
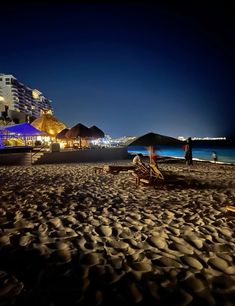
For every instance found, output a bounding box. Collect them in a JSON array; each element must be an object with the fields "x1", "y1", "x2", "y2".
[
  {"x1": 132, "y1": 154, "x2": 142, "y2": 165},
  {"x1": 133, "y1": 155, "x2": 164, "y2": 187}
]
